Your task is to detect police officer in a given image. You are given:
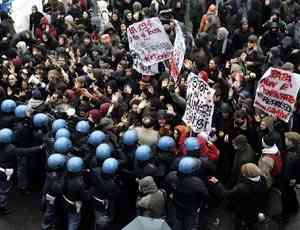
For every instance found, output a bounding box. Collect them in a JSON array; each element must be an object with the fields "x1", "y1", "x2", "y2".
[
  {"x1": 118, "y1": 130, "x2": 139, "y2": 225},
  {"x1": 14, "y1": 105, "x2": 33, "y2": 194},
  {"x1": 0, "y1": 128, "x2": 43, "y2": 215},
  {"x1": 72, "y1": 121, "x2": 90, "y2": 157},
  {"x1": 0, "y1": 99, "x2": 16, "y2": 129},
  {"x1": 86, "y1": 130, "x2": 106, "y2": 167},
  {"x1": 170, "y1": 137, "x2": 201, "y2": 172},
  {"x1": 89, "y1": 157, "x2": 120, "y2": 230},
  {"x1": 54, "y1": 137, "x2": 73, "y2": 156},
  {"x1": 62, "y1": 157, "x2": 89, "y2": 230},
  {"x1": 55, "y1": 128, "x2": 71, "y2": 140},
  {"x1": 47, "y1": 119, "x2": 68, "y2": 157},
  {"x1": 156, "y1": 136, "x2": 176, "y2": 179},
  {"x1": 94, "y1": 143, "x2": 113, "y2": 167},
  {"x1": 41, "y1": 153, "x2": 66, "y2": 230},
  {"x1": 185, "y1": 137, "x2": 200, "y2": 157},
  {"x1": 133, "y1": 145, "x2": 158, "y2": 180},
  {"x1": 168, "y1": 157, "x2": 209, "y2": 230},
  {"x1": 121, "y1": 129, "x2": 139, "y2": 170},
  {"x1": 31, "y1": 113, "x2": 50, "y2": 185}
]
